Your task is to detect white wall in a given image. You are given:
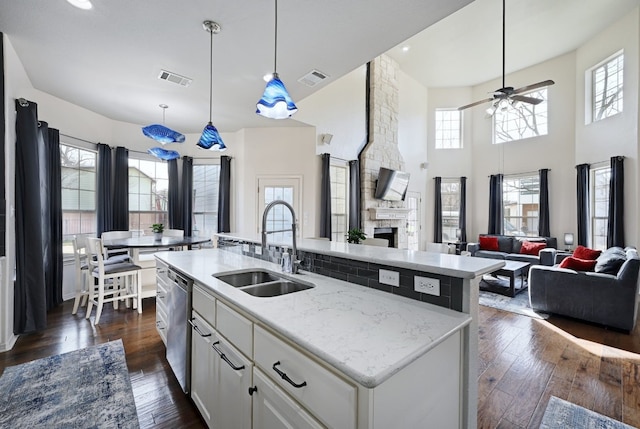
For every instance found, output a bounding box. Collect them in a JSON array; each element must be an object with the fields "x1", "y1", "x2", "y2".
[
  {"x1": 398, "y1": 70, "x2": 429, "y2": 249},
  {"x1": 295, "y1": 66, "x2": 367, "y2": 160},
  {"x1": 466, "y1": 51, "x2": 577, "y2": 241},
  {"x1": 575, "y1": 7, "x2": 639, "y2": 246},
  {"x1": 237, "y1": 127, "x2": 319, "y2": 239}
]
